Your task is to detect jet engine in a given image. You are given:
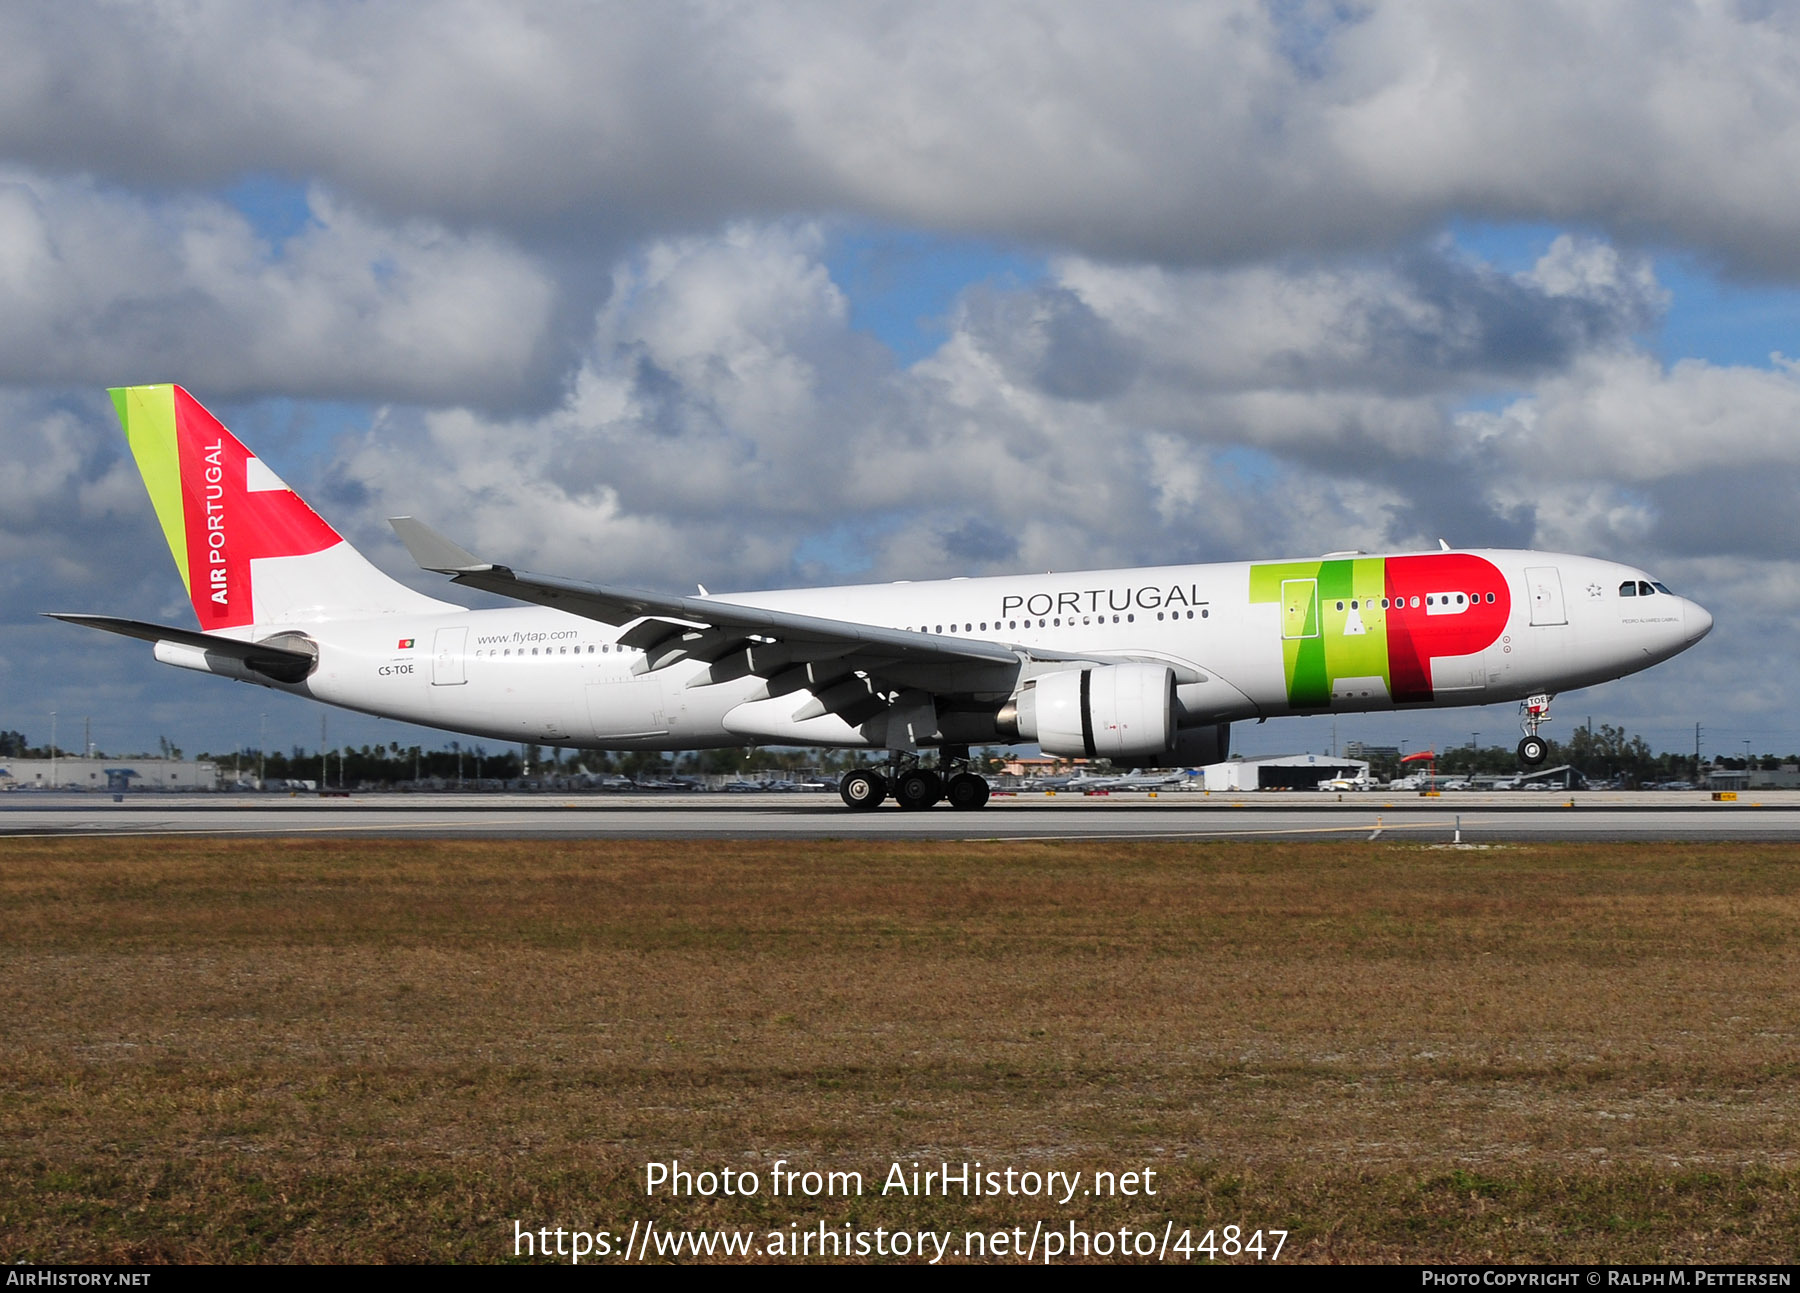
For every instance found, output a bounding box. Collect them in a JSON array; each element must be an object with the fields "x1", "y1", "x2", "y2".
[
  {"x1": 1115, "y1": 721, "x2": 1230, "y2": 770},
  {"x1": 1005, "y1": 663, "x2": 1176, "y2": 759}
]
